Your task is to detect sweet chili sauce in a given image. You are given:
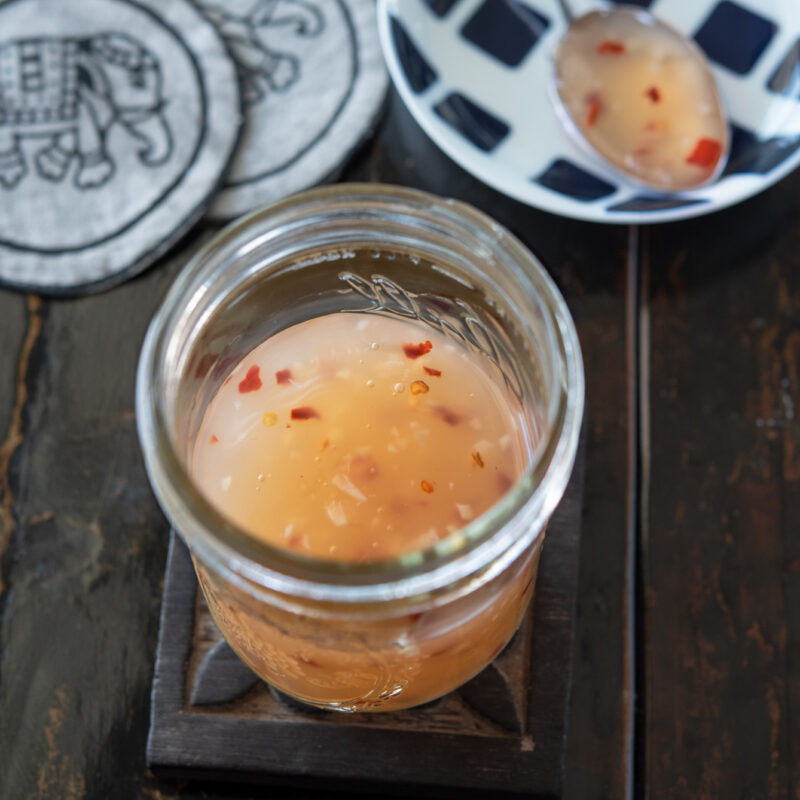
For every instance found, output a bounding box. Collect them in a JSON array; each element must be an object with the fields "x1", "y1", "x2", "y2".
[
  {"x1": 556, "y1": 11, "x2": 727, "y2": 191},
  {"x1": 192, "y1": 313, "x2": 528, "y2": 561}
]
